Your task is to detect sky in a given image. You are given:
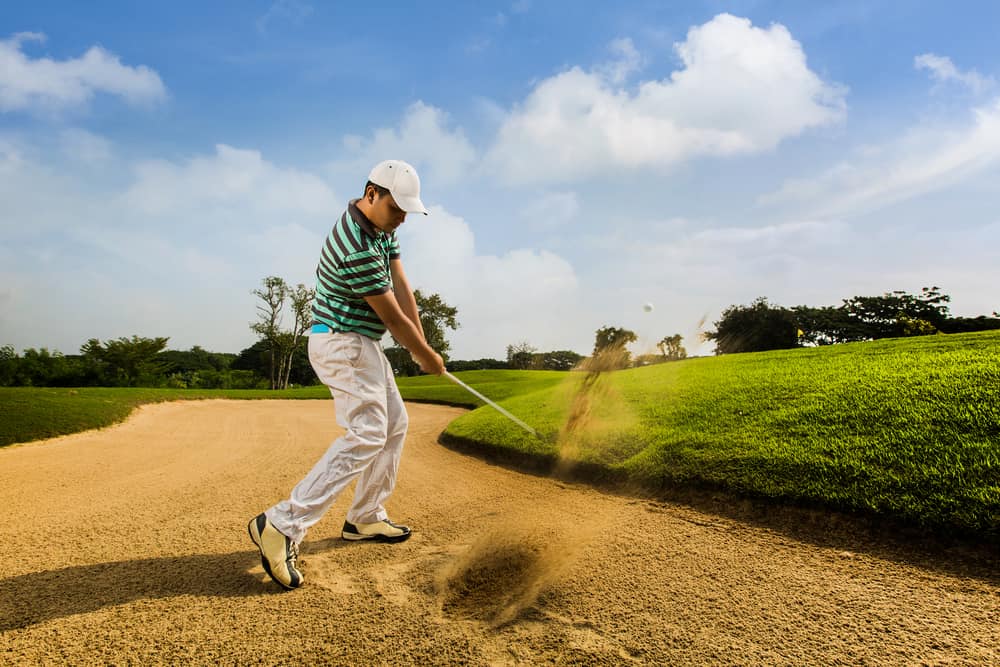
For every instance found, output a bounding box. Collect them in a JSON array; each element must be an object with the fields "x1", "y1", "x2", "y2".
[{"x1": 2, "y1": 1, "x2": 999, "y2": 361}]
